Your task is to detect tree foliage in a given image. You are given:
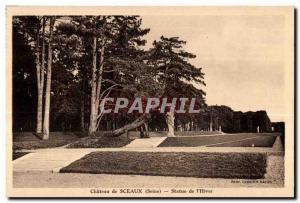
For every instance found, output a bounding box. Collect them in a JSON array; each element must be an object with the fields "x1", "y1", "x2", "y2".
[{"x1": 12, "y1": 15, "x2": 207, "y2": 135}]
